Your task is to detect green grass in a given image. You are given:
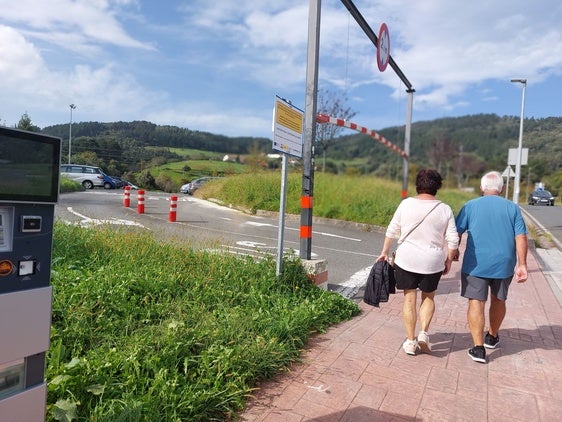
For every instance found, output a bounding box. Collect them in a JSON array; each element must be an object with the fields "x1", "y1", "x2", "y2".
[
  {"x1": 47, "y1": 224, "x2": 359, "y2": 421},
  {"x1": 59, "y1": 176, "x2": 84, "y2": 193},
  {"x1": 202, "y1": 171, "x2": 477, "y2": 227},
  {"x1": 150, "y1": 159, "x2": 247, "y2": 188}
]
